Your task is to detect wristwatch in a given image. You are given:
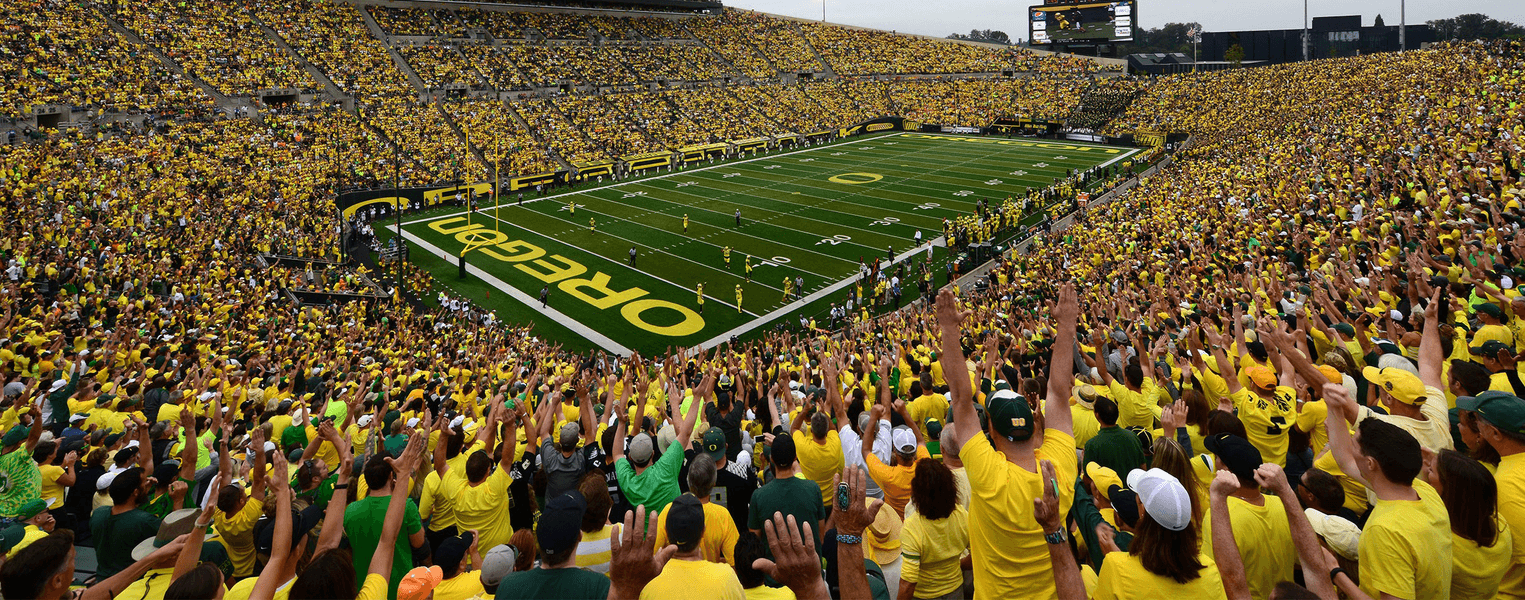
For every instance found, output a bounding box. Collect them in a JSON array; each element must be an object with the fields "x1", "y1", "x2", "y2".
[{"x1": 1044, "y1": 529, "x2": 1067, "y2": 544}]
